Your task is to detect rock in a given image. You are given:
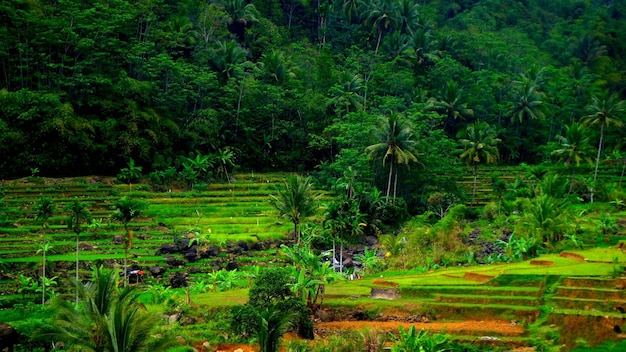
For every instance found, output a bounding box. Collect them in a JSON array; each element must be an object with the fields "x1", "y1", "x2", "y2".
[
  {"x1": 365, "y1": 235, "x2": 379, "y2": 246},
  {"x1": 188, "y1": 266, "x2": 202, "y2": 274},
  {"x1": 78, "y1": 242, "x2": 94, "y2": 251},
  {"x1": 175, "y1": 336, "x2": 186, "y2": 344},
  {"x1": 234, "y1": 349, "x2": 244, "y2": 352},
  {"x1": 112, "y1": 235, "x2": 123, "y2": 245},
  {"x1": 184, "y1": 251, "x2": 198, "y2": 263},
  {"x1": 225, "y1": 261, "x2": 239, "y2": 271},
  {"x1": 236, "y1": 240, "x2": 248, "y2": 251},
  {"x1": 315, "y1": 309, "x2": 334, "y2": 322},
  {"x1": 180, "y1": 316, "x2": 196, "y2": 326},
  {"x1": 156, "y1": 244, "x2": 178, "y2": 255},
  {"x1": 177, "y1": 238, "x2": 190, "y2": 251},
  {"x1": 202, "y1": 341, "x2": 211, "y2": 351},
  {"x1": 165, "y1": 255, "x2": 185, "y2": 267},
  {"x1": 0, "y1": 323, "x2": 19, "y2": 352},
  {"x1": 169, "y1": 272, "x2": 188, "y2": 288},
  {"x1": 150, "y1": 266, "x2": 164, "y2": 277},
  {"x1": 370, "y1": 287, "x2": 400, "y2": 300},
  {"x1": 158, "y1": 222, "x2": 167, "y2": 227},
  {"x1": 169, "y1": 313, "x2": 181, "y2": 324},
  {"x1": 250, "y1": 242, "x2": 264, "y2": 251}
]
